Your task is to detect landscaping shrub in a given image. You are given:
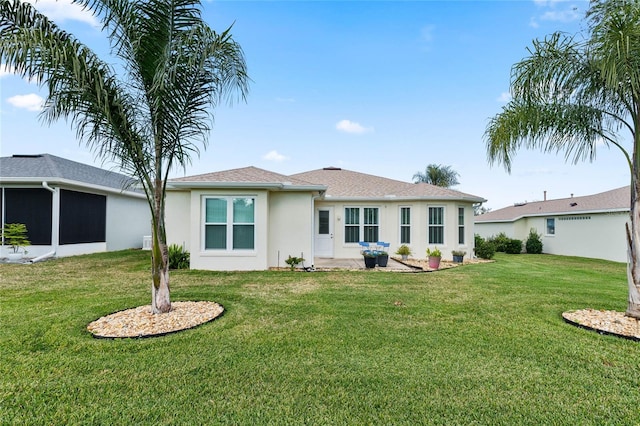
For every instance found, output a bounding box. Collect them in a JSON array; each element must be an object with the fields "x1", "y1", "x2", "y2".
[
  {"x1": 504, "y1": 239, "x2": 523, "y2": 254},
  {"x1": 475, "y1": 240, "x2": 496, "y2": 259},
  {"x1": 525, "y1": 228, "x2": 543, "y2": 254},
  {"x1": 488, "y1": 232, "x2": 511, "y2": 252},
  {"x1": 168, "y1": 244, "x2": 190, "y2": 269},
  {"x1": 474, "y1": 234, "x2": 485, "y2": 249}
]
